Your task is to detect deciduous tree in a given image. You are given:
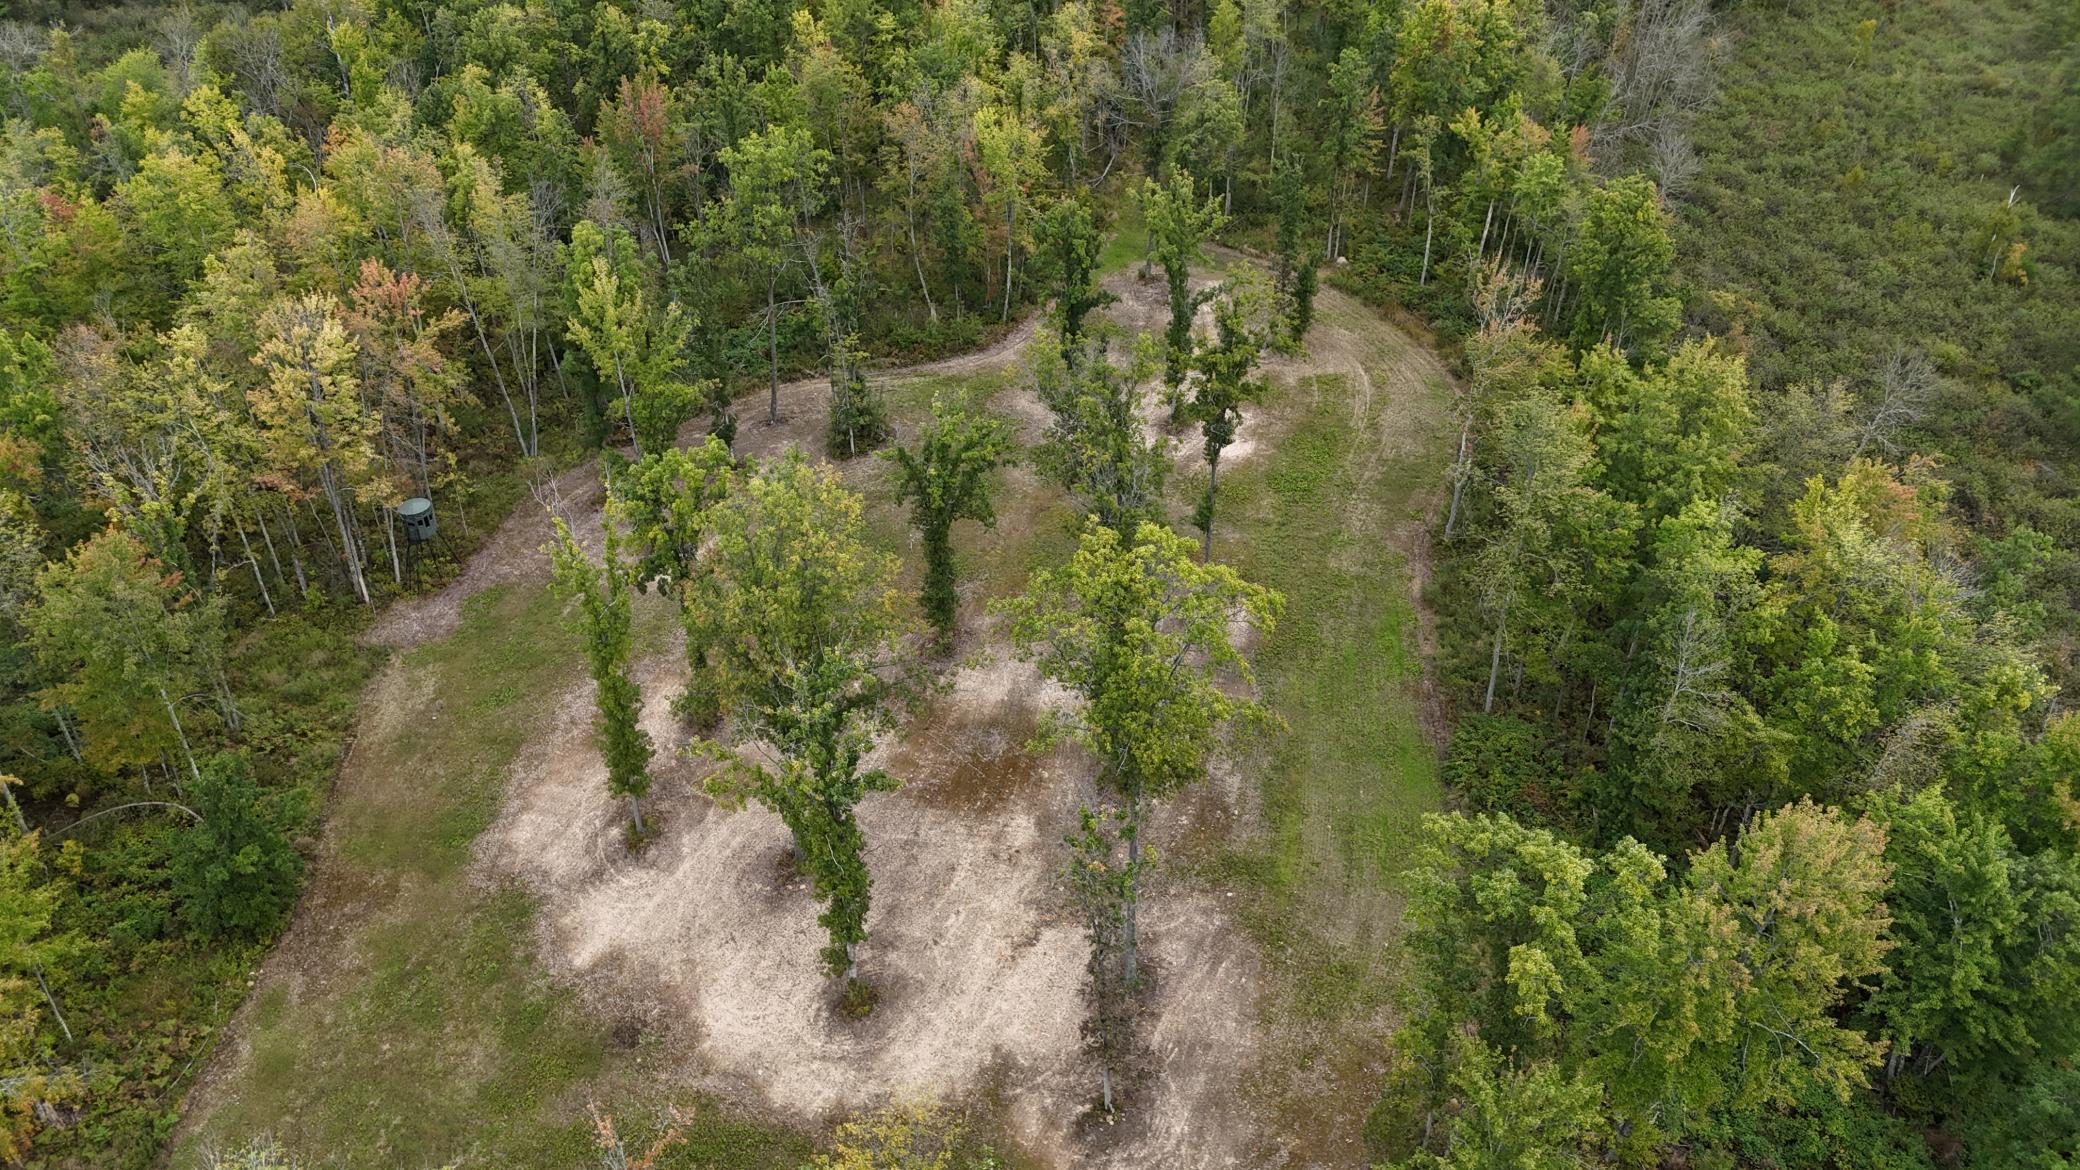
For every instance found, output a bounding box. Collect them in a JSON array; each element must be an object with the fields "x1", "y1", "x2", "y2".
[
  {"x1": 1030, "y1": 194, "x2": 1115, "y2": 350},
  {"x1": 1033, "y1": 336, "x2": 1169, "y2": 532},
  {"x1": 692, "y1": 456, "x2": 916, "y2": 985},
  {"x1": 548, "y1": 510, "x2": 655, "y2": 839},
  {"x1": 0, "y1": 829, "x2": 80, "y2": 1164},
  {"x1": 605, "y1": 439, "x2": 736, "y2": 725},
  {"x1": 997, "y1": 520, "x2": 1279, "y2": 985},
  {"x1": 25, "y1": 528, "x2": 229, "y2": 782},
  {"x1": 881, "y1": 400, "x2": 1015, "y2": 642},
  {"x1": 1138, "y1": 169, "x2": 1225, "y2": 392},
  {"x1": 171, "y1": 752, "x2": 303, "y2": 940},
  {"x1": 250, "y1": 292, "x2": 379, "y2": 606},
  {"x1": 1186, "y1": 288, "x2": 1270, "y2": 559}
]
